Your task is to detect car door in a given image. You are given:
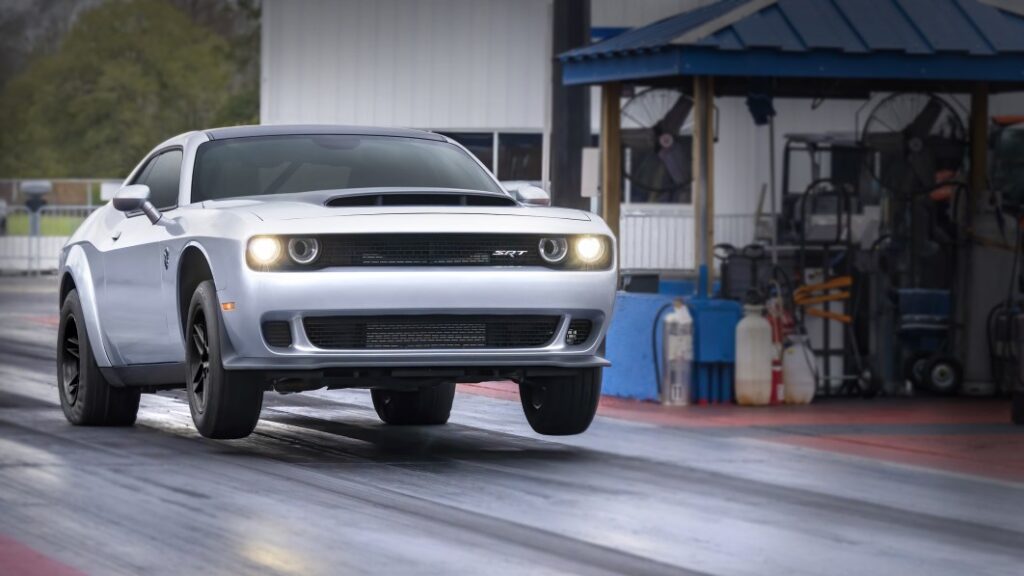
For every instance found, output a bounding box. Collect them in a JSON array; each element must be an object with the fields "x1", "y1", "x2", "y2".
[{"x1": 100, "y1": 149, "x2": 184, "y2": 365}]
